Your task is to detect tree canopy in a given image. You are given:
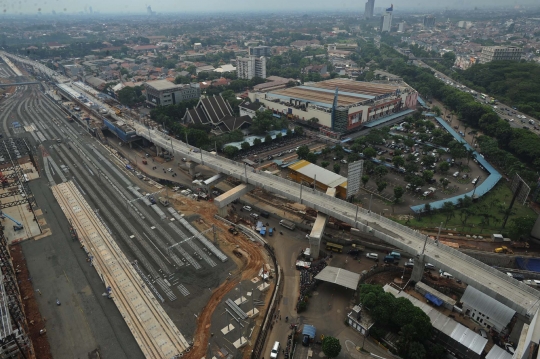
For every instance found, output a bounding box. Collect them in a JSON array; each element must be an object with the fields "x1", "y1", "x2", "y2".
[
  {"x1": 322, "y1": 336, "x2": 342, "y2": 358},
  {"x1": 358, "y1": 284, "x2": 432, "y2": 359}
]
